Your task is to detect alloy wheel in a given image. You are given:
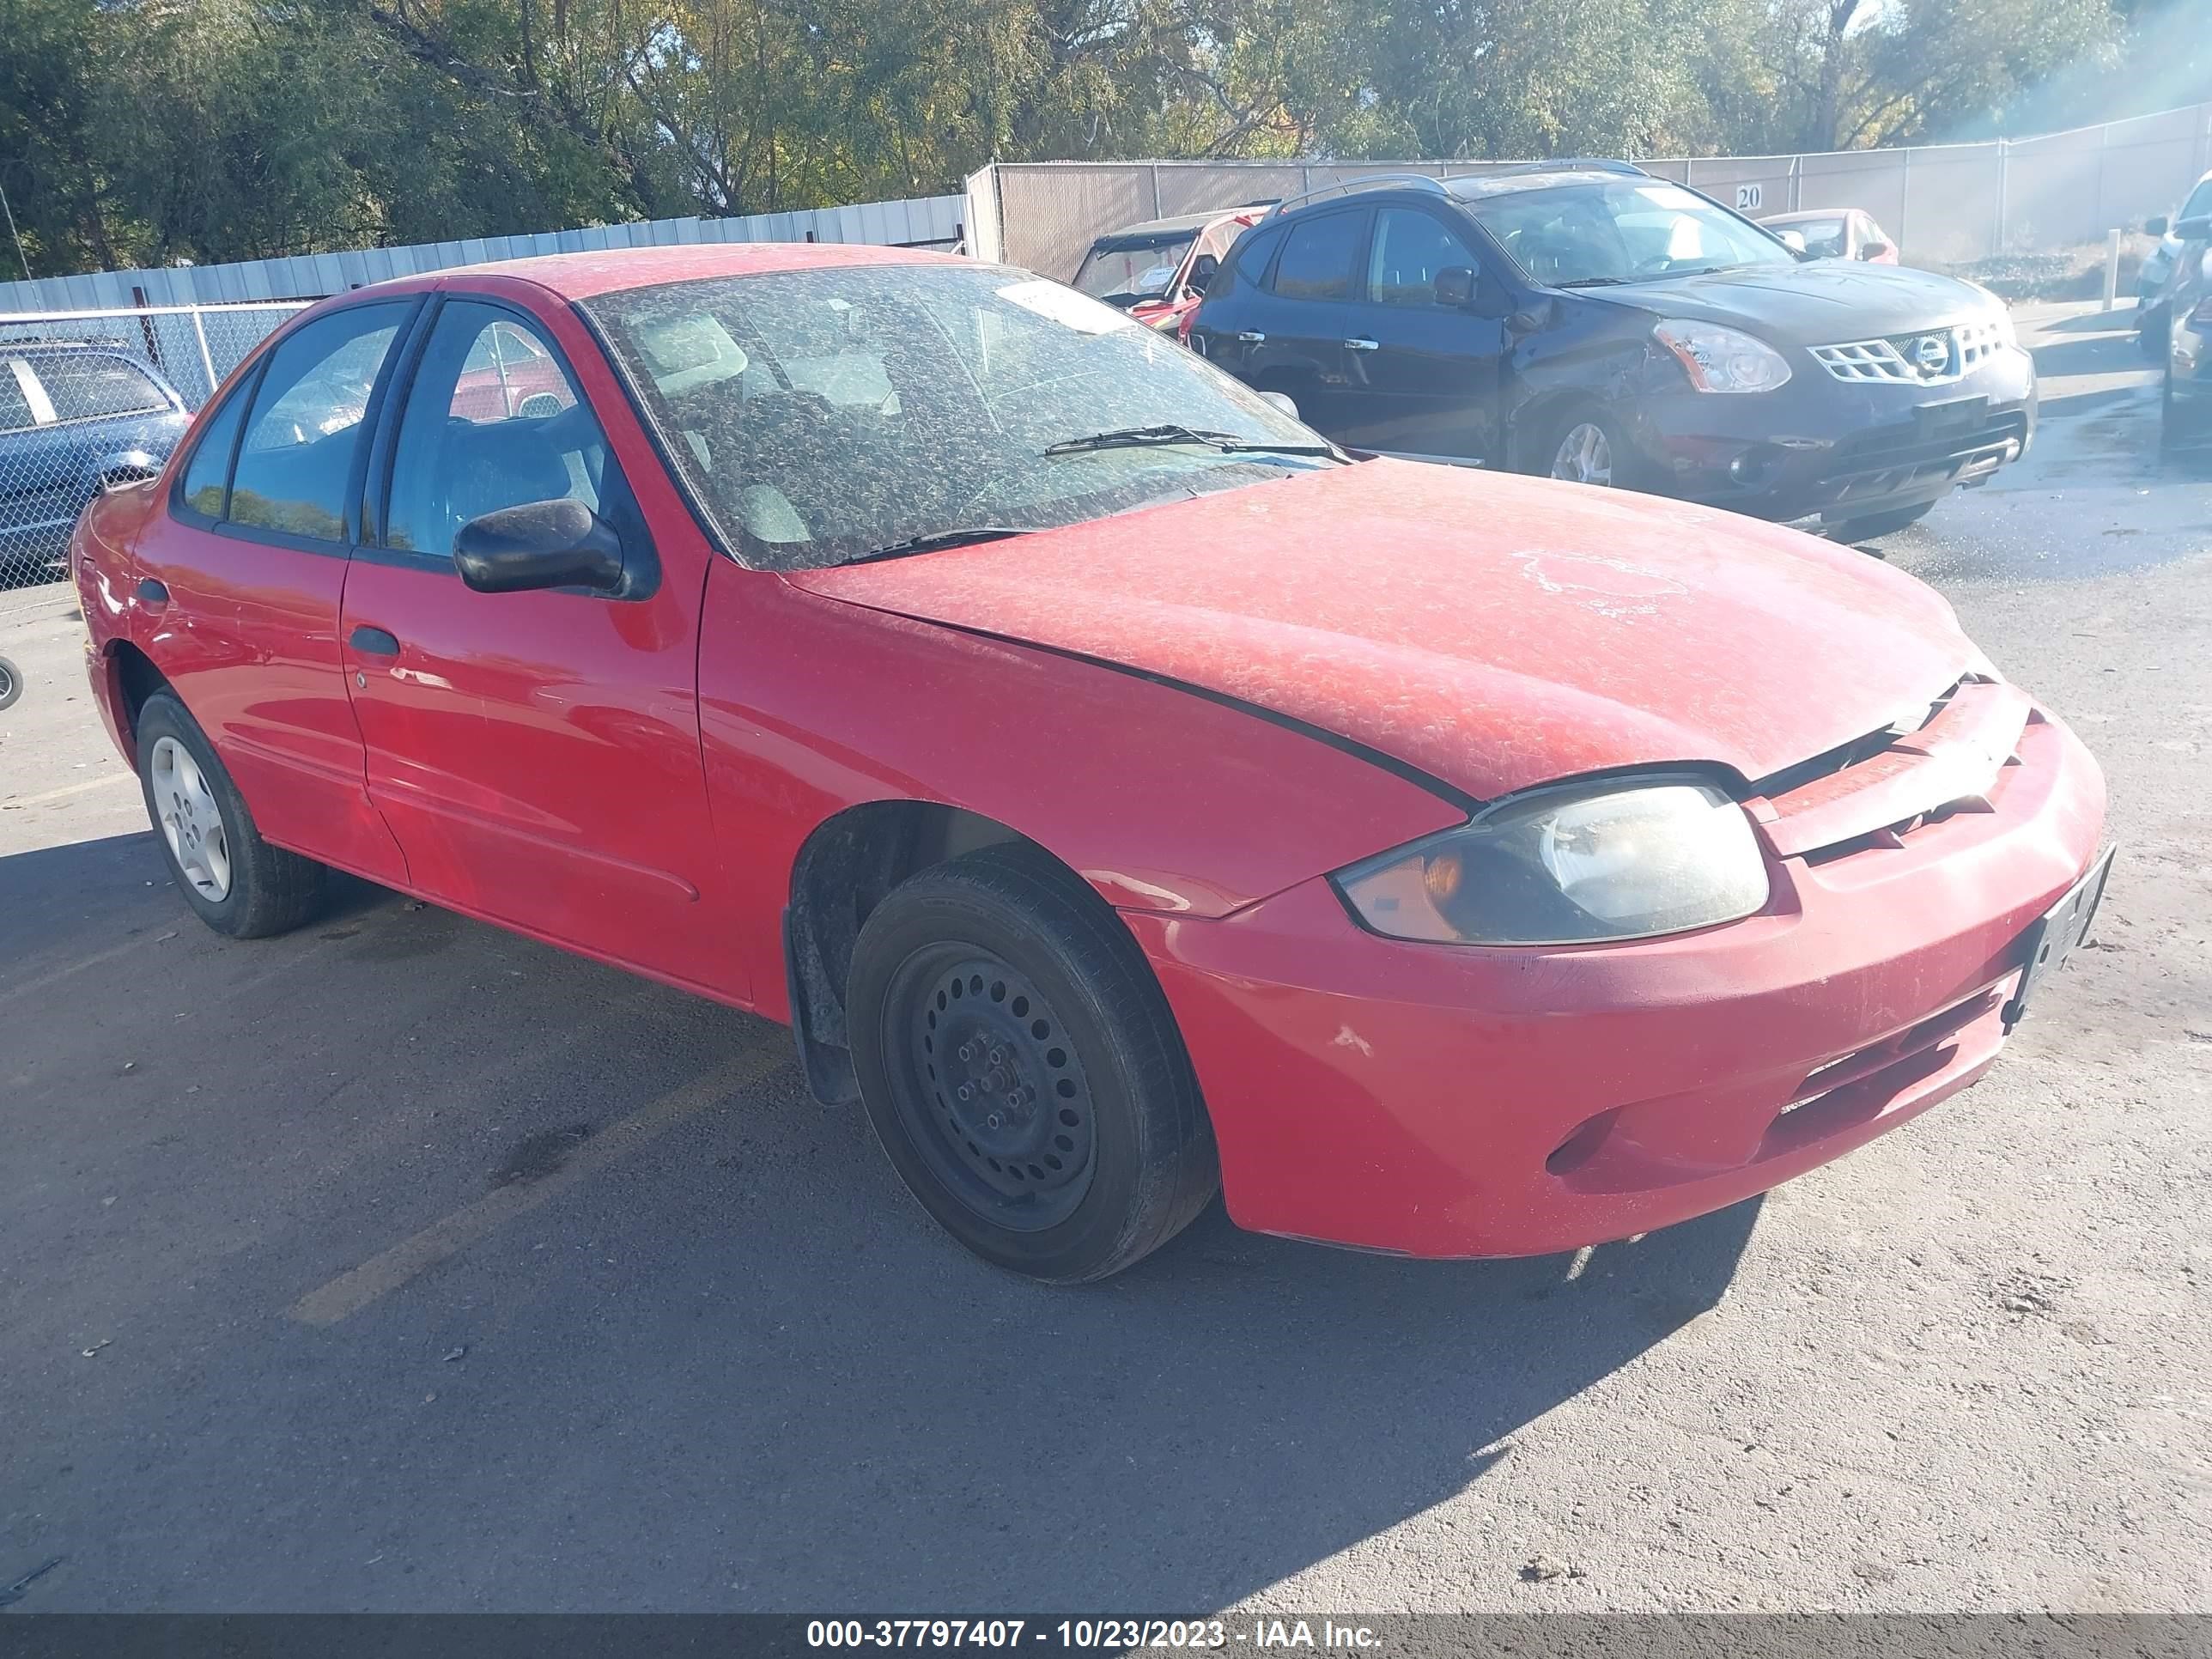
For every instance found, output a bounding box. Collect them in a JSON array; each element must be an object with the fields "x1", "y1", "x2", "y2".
[
  {"x1": 150, "y1": 735, "x2": 233, "y2": 902},
  {"x1": 1551, "y1": 422, "x2": 1614, "y2": 486}
]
